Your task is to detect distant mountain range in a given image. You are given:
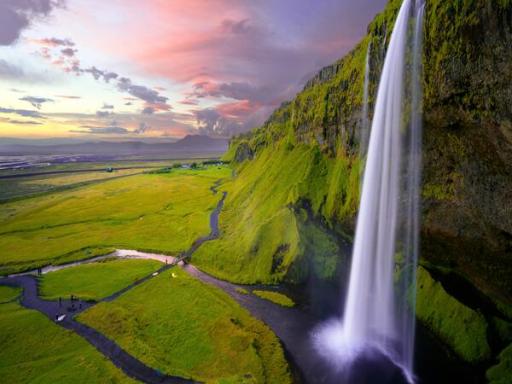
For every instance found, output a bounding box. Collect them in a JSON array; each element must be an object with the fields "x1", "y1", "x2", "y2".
[{"x1": 0, "y1": 135, "x2": 229, "y2": 157}]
